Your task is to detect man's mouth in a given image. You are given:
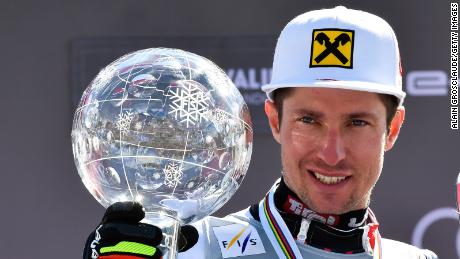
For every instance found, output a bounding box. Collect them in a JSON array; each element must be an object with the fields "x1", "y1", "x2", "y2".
[{"x1": 309, "y1": 170, "x2": 349, "y2": 185}]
